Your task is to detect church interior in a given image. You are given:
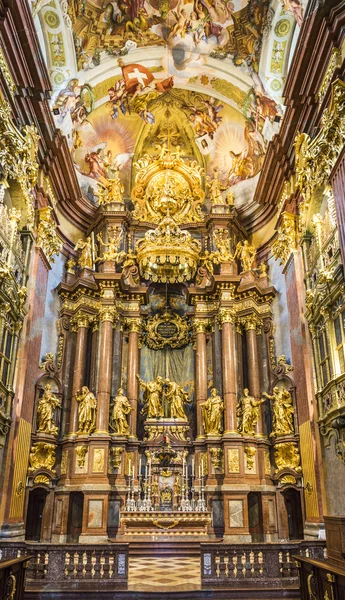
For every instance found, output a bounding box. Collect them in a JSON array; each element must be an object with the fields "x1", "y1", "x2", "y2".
[{"x1": 1, "y1": 0, "x2": 345, "y2": 598}]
